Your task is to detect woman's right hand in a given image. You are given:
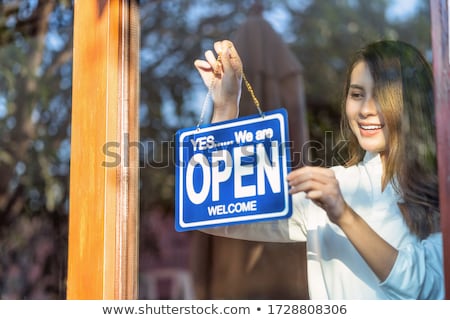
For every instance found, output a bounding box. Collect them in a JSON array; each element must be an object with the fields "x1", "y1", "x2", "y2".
[{"x1": 194, "y1": 40, "x2": 242, "y2": 122}]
